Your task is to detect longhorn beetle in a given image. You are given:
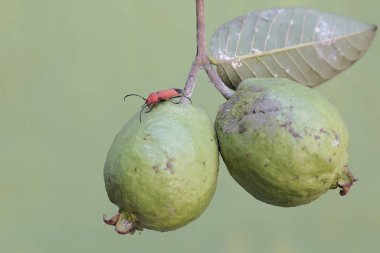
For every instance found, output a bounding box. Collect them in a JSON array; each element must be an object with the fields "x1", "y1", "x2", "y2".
[{"x1": 124, "y1": 88, "x2": 192, "y2": 122}]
